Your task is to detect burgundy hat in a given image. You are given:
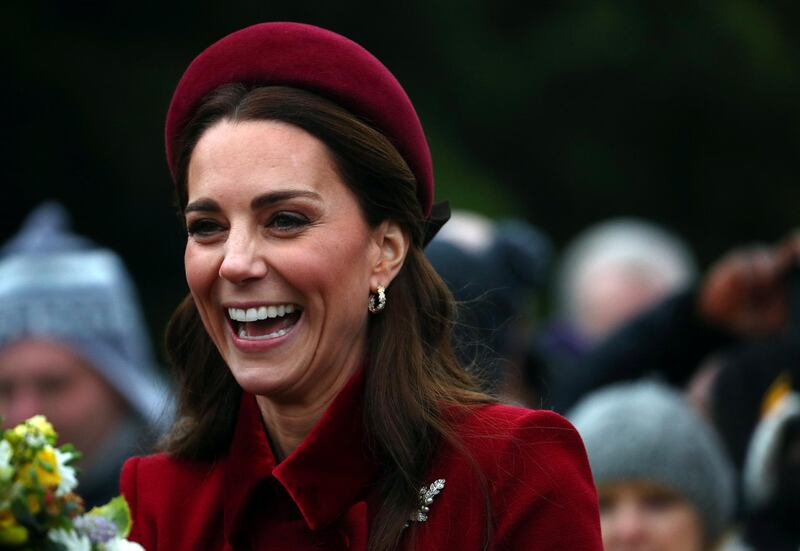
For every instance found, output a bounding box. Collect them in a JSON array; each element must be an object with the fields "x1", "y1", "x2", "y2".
[{"x1": 165, "y1": 22, "x2": 434, "y2": 217}]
